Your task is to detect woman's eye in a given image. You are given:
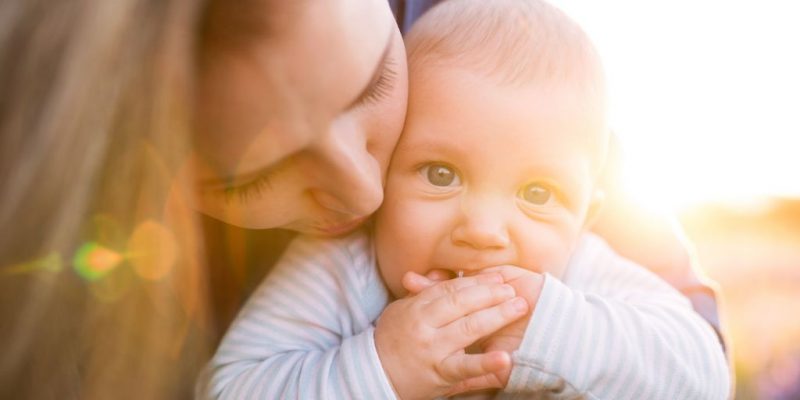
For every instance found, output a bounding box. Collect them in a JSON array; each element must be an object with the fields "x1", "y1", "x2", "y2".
[
  {"x1": 422, "y1": 164, "x2": 460, "y2": 187},
  {"x1": 521, "y1": 183, "x2": 552, "y2": 205}
]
